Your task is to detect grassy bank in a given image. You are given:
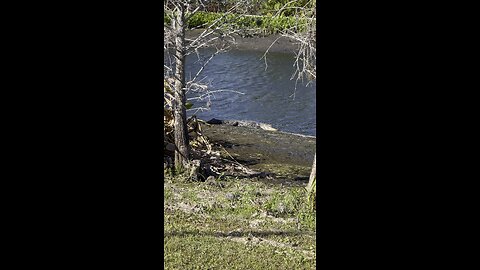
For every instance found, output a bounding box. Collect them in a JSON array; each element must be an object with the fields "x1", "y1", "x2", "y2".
[
  {"x1": 164, "y1": 174, "x2": 316, "y2": 269},
  {"x1": 165, "y1": 12, "x2": 308, "y2": 34}
]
